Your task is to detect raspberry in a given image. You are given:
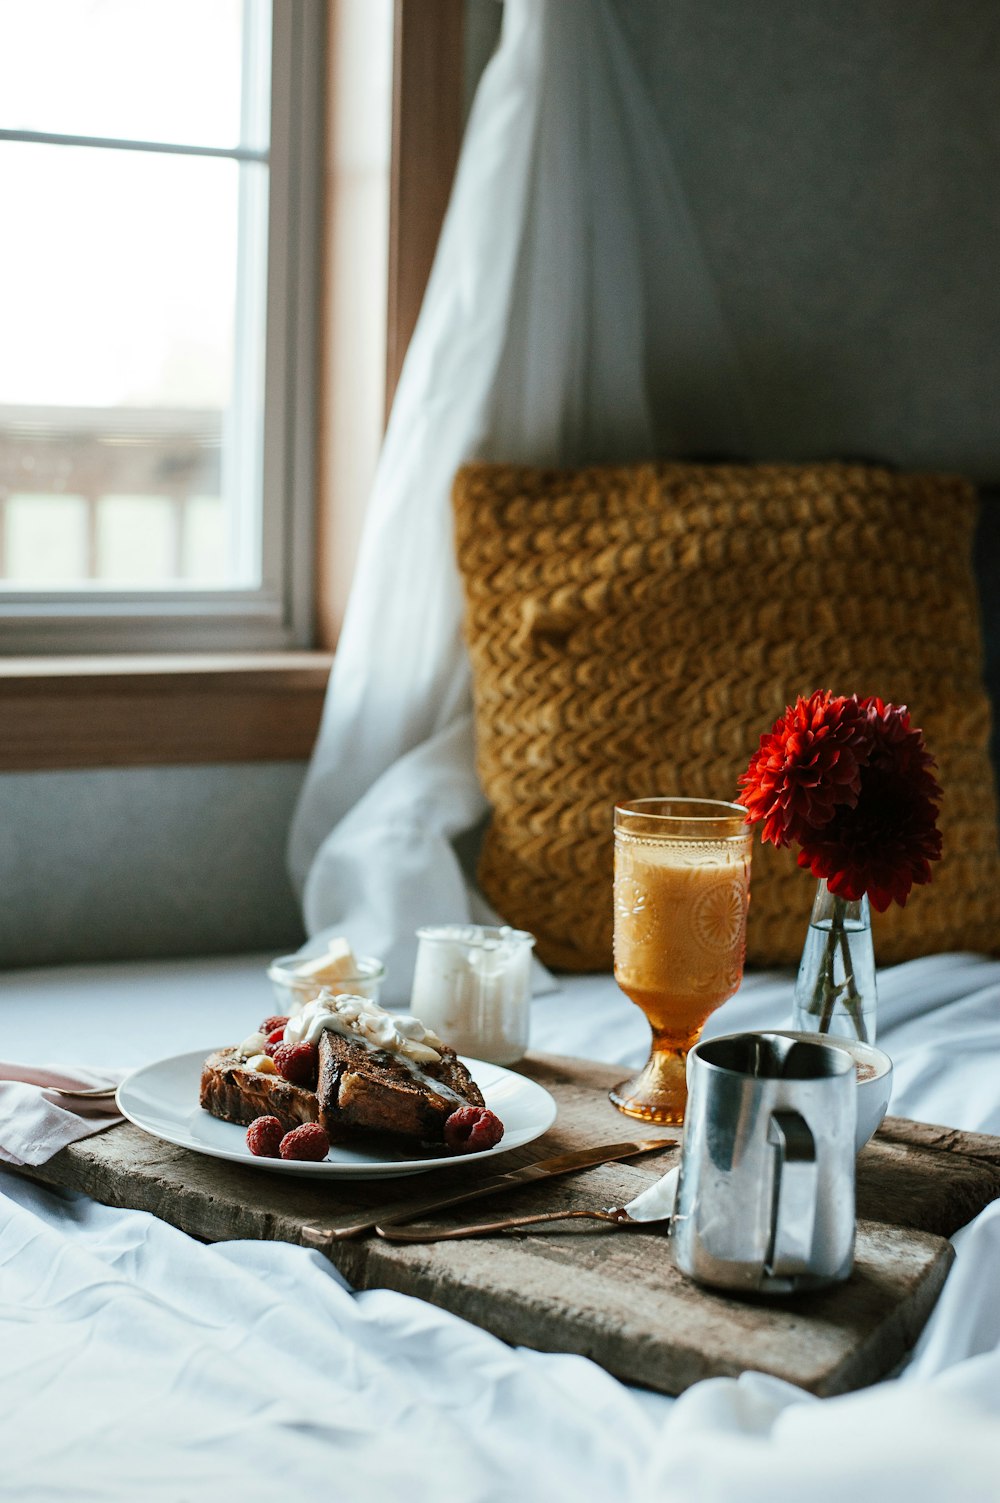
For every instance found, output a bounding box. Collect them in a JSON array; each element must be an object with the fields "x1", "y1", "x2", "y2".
[
  {"x1": 279, "y1": 1123, "x2": 330, "y2": 1161},
  {"x1": 246, "y1": 1116, "x2": 284, "y2": 1158},
  {"x1": 259, "y1": 1015, "x2": 289, "y2": 1036},
  {"x1": 272, "y1": 1041, "x2": 319, "y2": 1089},
  {"x1": 444, "y1": 1106, "x2": 504, "y2": 1154},
  {"x1": 263, "y1": 1039, "x2": 284, "y2": 1059},
  {"x1": 266, "y1": 1026, "x2": 286, "y2": 1044}
]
